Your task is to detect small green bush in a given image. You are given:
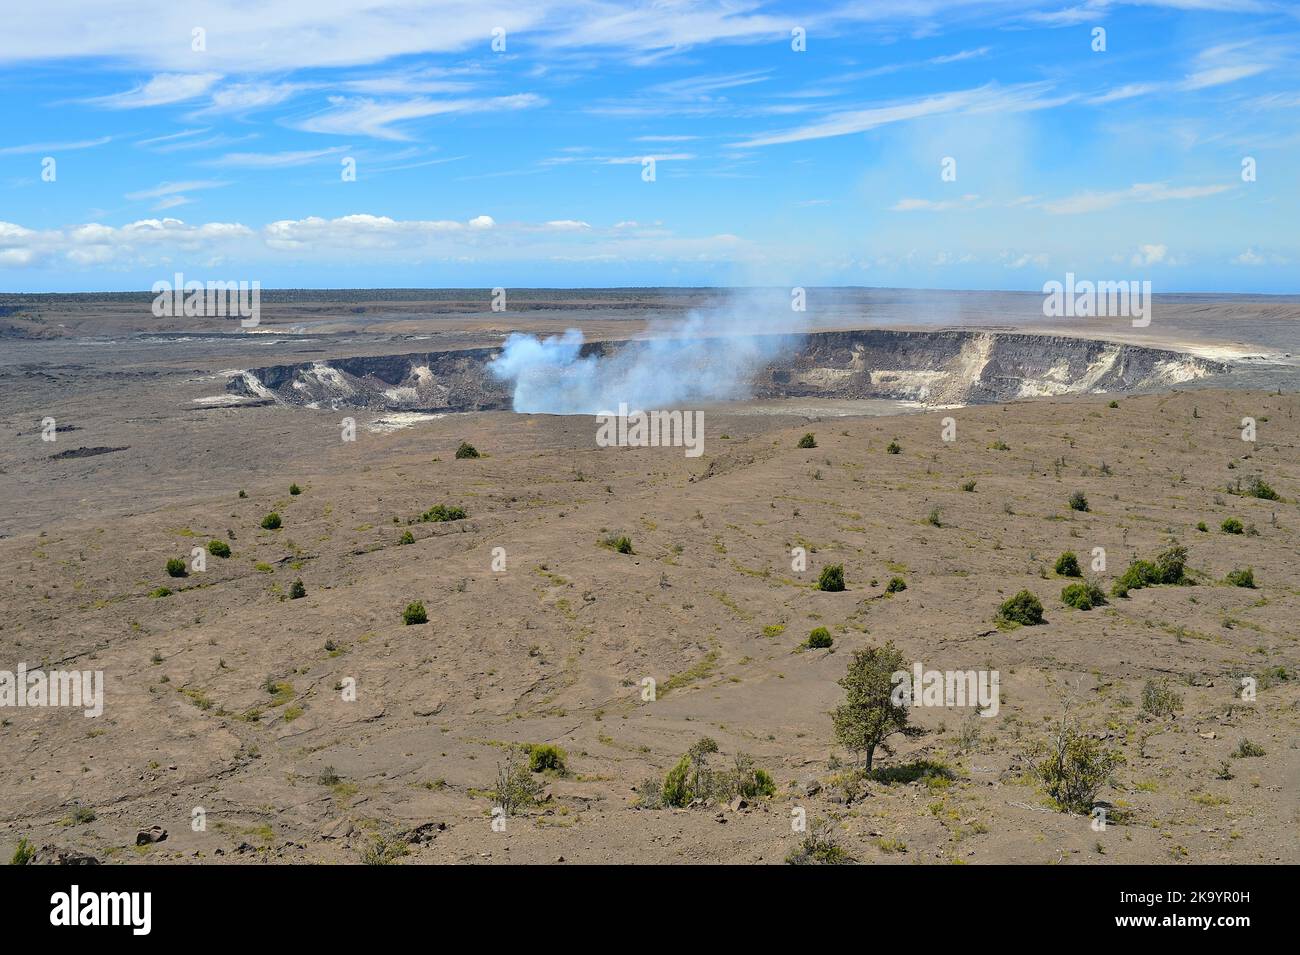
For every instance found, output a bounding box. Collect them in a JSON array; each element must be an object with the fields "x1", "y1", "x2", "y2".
[
  {"x1": 206, "y1": 539, "x2": 231, "y2": 558},
  {"x1": 399, "y1": 530, "x2": 415, "y2": 545},
  {"x1": 149, "y1": 586, "x2": 171, "y2": 598},
  {"x1": 797, "y1": 433, "x2": 817, "y2": 449},
  {"x1": 817, "y1": 564, "x2": 845, "y2": 592},
  {"x1": 289, "y1": 579, "x2": 306, "y2": 600},
  {"x1": 1141, "y1": 679, "x2": 1182, "y2": 718},
  {"x1": 1221, "y1": 517, "x2": 1243, "y2": 534},
  {"x1": 885, "y1": 576, "x2": 907, "y2": 594},
  {"x1": 1068, "y1": 491, "x2": 1089, "y2": 512},
  {"x1": 1054, "y1": 552, "x2": 1081, "y2": 577},
  {"x1": 1244, "y1": 476, "x2": 1279, "y2": 500},
  {"x1": 602, "y1": 534, "x2": 633, "y2": 554},
  {"x1": 403, "y1": 601, "x2": 428, "y2": 625},
  {"x1": 804, "y1": 627, "x2": 833, "y2": 649},
  {"x1": 1225, "y1": 567, "x2": 1256, "y2": 588},
  {"x1": 527, "y1": 744, "x2": 567, "y2": 774},
  {"x1": 289, "y1": 483, "x2": 301, "y2": 495},
  {"x1": 1061, "y1": 581, "x2": 1106, "y2": 610},
  {"x1": 165, "y1": 558, "x2": 188, "y2": 578},
  {"x1": 1232, "y1": 739, "x2": 1265, "y2": 758},
  {"x1": 261, "y1": 512, "x2": 282, "y2": 530},
  {"x1": 1032, "y1": 718, "x2": 1123, "y2": 813},
  {"x1": 997, "y1": 590, "x2": 1044, "y2": 626},
  {"x1": 1196, "y1": 521, "x2": 1208, "y2": 532},
  {"x1": 421, "y1": 504, "x2": 467, "y2": 522},
  {"x1": 10, "y1": 838, "x2": 34, "y2": 866},
  {"x1": 960, "y1": 479, "x2": 977, "y2": 492},
  {"x1": 886, "y1": 440, "x2": 902, "y2": 454},
  {"x1": 455, "y1": 441, "x2": 480, "y2": 459}
]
